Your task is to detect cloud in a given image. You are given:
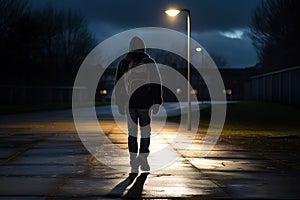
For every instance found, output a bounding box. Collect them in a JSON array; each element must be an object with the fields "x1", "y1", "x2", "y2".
[
  {"x1": 219, "y1": 29, "x2": 246, "y2": 39},
  {"x1": 192, "y1": 30, "x2": 257, "y2": 68}
]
